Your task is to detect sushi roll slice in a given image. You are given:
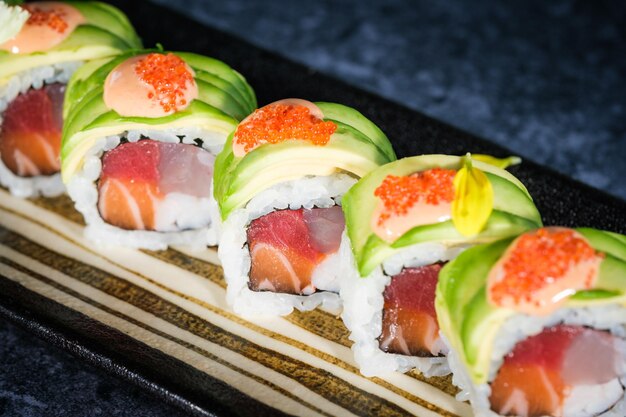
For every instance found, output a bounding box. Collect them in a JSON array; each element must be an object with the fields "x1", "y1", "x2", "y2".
[
  {"x1": 339, "y1": 154, "x2": 542, "y2": 377},
  {"x1": 214, "y1": 98, "x2": 396, "y2": 316},
  {"x1": 62, "y1": 49, "x2": 256, "y2": 249},
  {"x1": 0, "y1": 1, "x2": 141, "y2": 197},
  {"x1": 436, "y1": 227, "x2": 626, "y2": 417}
]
